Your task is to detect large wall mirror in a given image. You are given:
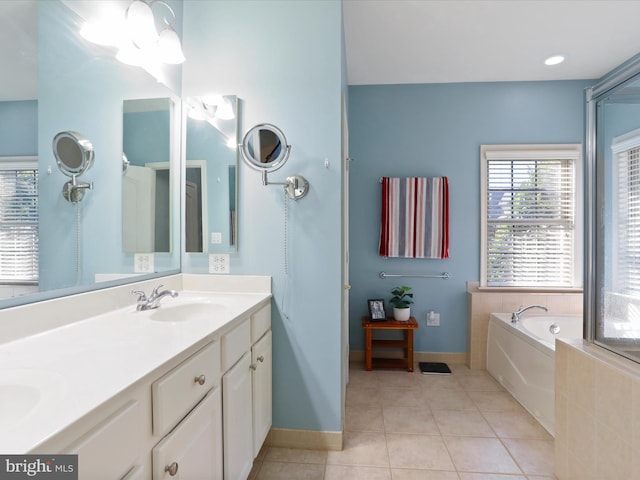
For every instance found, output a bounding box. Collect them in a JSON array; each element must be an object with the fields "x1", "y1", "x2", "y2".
[
  {"x1": 0, "y1": 0, "x2": 182, "y2": 308},
  {"x1": 184, "y1": 95, "x2": 239, "y2": 253}
]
